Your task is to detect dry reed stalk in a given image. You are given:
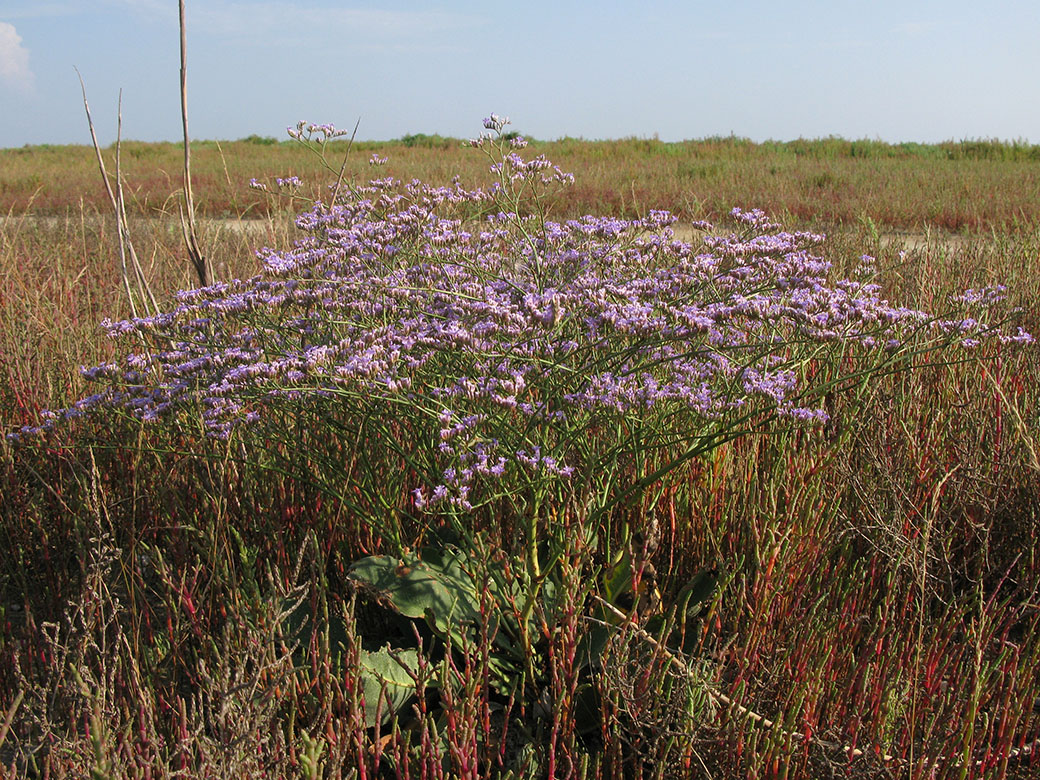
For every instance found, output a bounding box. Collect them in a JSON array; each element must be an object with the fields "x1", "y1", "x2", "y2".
[
  {"x1": 594, "y1": 593, "x2": 1040, "y2": 772},
  {"x1": 330, "y1": 118, "x2": 362, "y2": 207},
  {"x1": 590, "y1": 594, "x2": 901, "y2": 766},
  {"x1": 179, "y1": 0, "x2": 208, "y2": 287},
  {"x1": 75, "y1": 70, "x2": 158, "y2": 318},
  {"x1": 0, "y1": 690, "x2": 24, "y2": 757},
  {"x1": 983, "y1": 364, "x2": 1040, "y2": 473},
  {"x1": 114, "y1": 93, "x2": 158, "y2": 315}
]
